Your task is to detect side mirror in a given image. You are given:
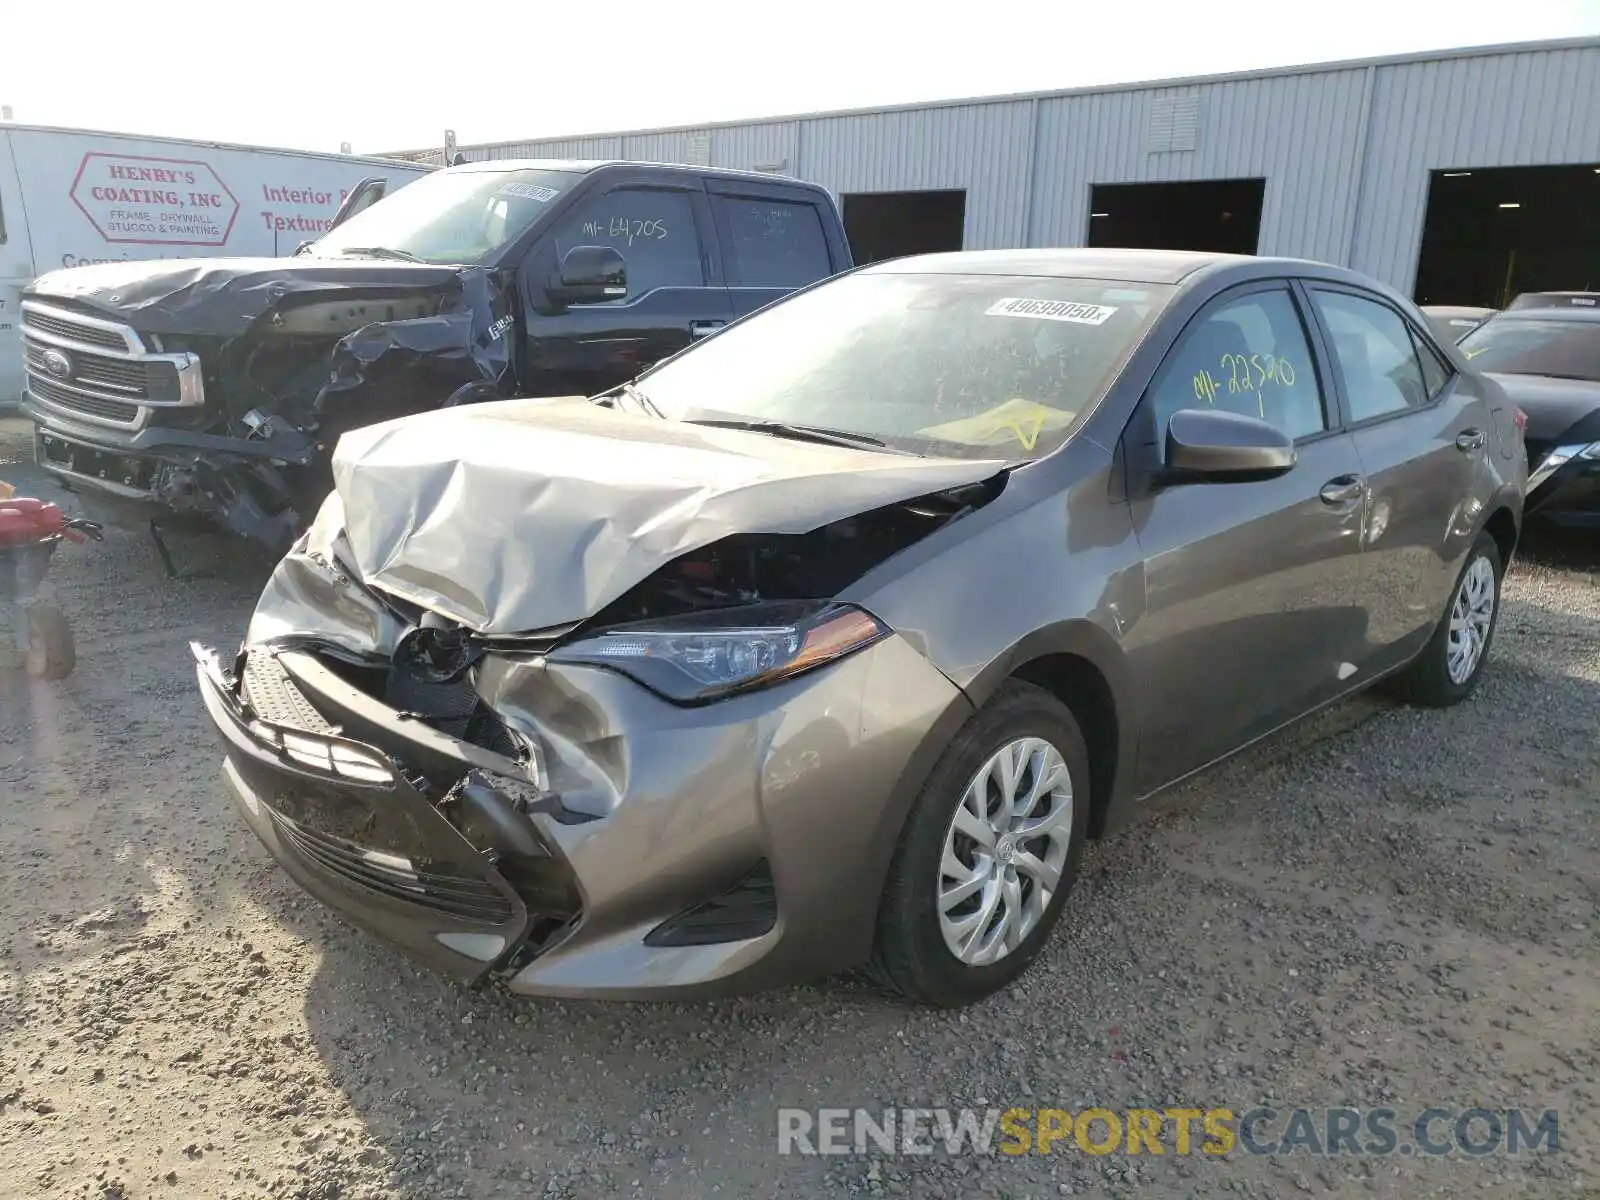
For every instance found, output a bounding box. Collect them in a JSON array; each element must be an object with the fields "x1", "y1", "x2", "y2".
[
  {"x1": 547, "y1": 245, "x2": 627, "y2": 306},
  {"x1": 1163, "y1": 408, "x2": 1296, "y2": 483}
]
